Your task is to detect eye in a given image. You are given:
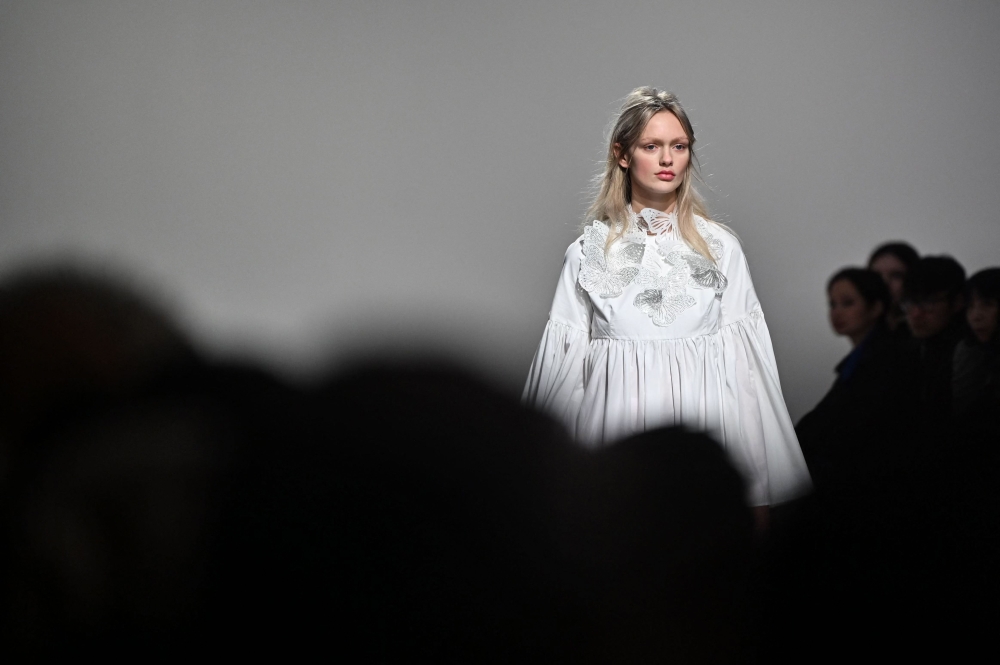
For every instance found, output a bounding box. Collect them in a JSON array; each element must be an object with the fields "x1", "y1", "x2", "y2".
[
  {"x1": 643, "y1": 144, "x2": 657, "y2": 151},
  {"x1": 673, "y1": 143, "x2": 689, "y2": 151}
]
